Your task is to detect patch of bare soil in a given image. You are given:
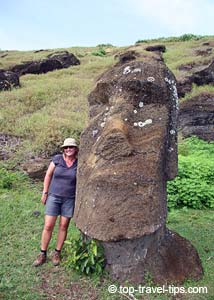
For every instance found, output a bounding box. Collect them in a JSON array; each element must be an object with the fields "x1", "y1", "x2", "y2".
[{"x1": 38, "y1": 267, "x2": 98, "y2": 300}]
